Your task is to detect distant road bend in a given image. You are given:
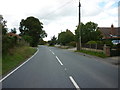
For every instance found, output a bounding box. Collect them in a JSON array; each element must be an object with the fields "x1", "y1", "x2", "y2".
[{"x1": 2, "y1": 45, "x2": 118, "y2": 89}]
